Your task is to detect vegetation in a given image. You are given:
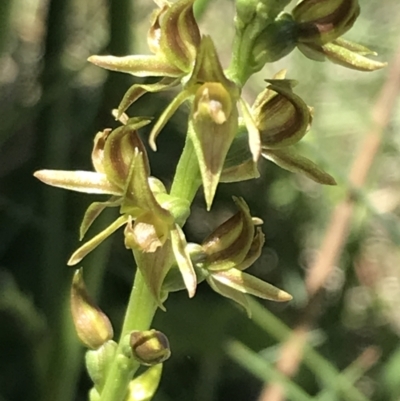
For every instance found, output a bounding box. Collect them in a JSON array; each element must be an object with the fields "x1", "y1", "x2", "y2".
[{"x1": 1, "y1": 1, "x2": 399, "y2": 400}]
